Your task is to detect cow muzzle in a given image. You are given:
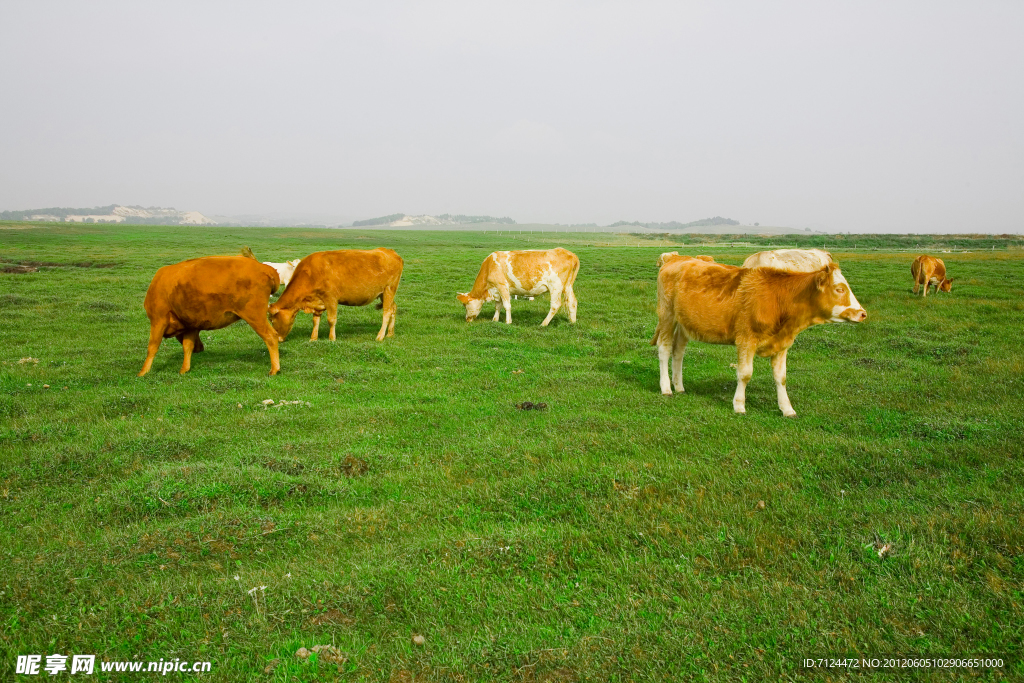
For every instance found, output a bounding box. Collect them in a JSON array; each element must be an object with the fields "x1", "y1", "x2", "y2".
[{"x1": 835, "y1": 307, "x2": 867, "y2": 323}]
